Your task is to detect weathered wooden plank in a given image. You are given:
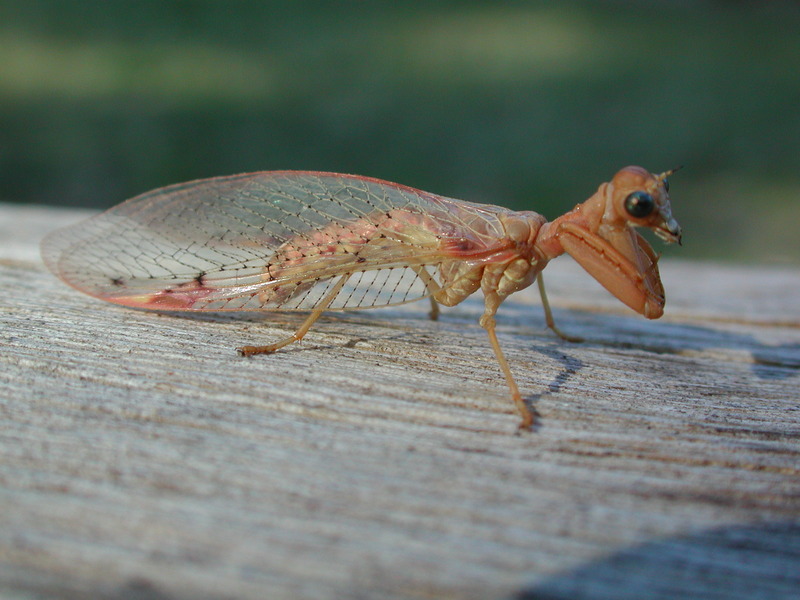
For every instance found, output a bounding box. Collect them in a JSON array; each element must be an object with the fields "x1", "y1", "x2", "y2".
[{"x1": 1, "y1": 202, "x2": 799, "y2": 600}]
